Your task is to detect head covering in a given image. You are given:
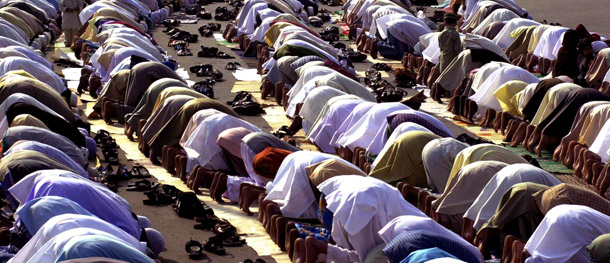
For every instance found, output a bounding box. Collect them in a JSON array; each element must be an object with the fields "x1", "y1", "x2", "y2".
[
  {"x1": 493, "y1": 80, "x2": 529, "y2": 116},
  {"x1": 243, "y1": 132, "x2": 300, "y2": 153},
  {"x1": 137, "y1": 216, "x2": 152, "y2": 228},
  {"x1": 400, "y1": 247, "x2": 460, "y2": 263},
  {"x1": 465, "y1": 164, "x2": 562, "y2": 231},
  {"x1": 369, "y1": 131, "x2": 441, "y2": 187},
  {"x1": 447, "y1": 144, "x2": 528, "y2": 186},
  {"x1": 386, "y1": 110, "x2": 454, "y2": 139},
  {"x1": 533, "y1": 183, "x2": 610, "y2": 216},
  {"x1": 252, "y1": 147, "x2": 293, "y2": 179},
  {"x1": 56, "y1": 235, "x2": 154, "y2": 263},
  {"x1": 144, "y1": 228, "x2": 165, "y2": 256},
  {"x1": 525, "y1": 205, "x2": 610, "y2": 263},
  {"x1": 306, "y1": 159, "x2": 366, "y2": 187},
  {"x1": 217, "y1": 127, "x2": 255, "y2": 159},
  {"x1": 383, "y1": 230, "x2": 483, "y2": 263},
  {"x1": 10, "y1": 114, "x2": 48, "y2": 129},
  {"x1": 588, "y1": 234, "x2": 610, "y2": 263},
  {"x1": 422, "y1": 138, "x2": 469, "y2": 194}
]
